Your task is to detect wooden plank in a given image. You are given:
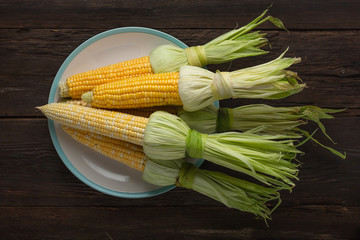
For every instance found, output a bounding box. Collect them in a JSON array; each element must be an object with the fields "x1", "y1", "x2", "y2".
[
  {"x1": 0, "y1": 1, "x2": 358, "y2": 238},
  {"x1": 0, "y1": 205, "x2": 359, "y2": 239},
  {"x1": 0, "y1": 118, "x2": 358, "y2": 207},
  {"x1": 0, "y1": 76, "x2": 51, "y2": 117},
  {"x1": 0, "y1": 0, "x2": 359, "y2": 29},
  {"x1": 2, "y1": 74, "x2": 358, "y2": 117},
  {"x1": 1, "y1": 29, "x2": 359, "y2": 116},
  {"x1": 1, "y1": 29, "x2": 360, "y2": 77}
]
